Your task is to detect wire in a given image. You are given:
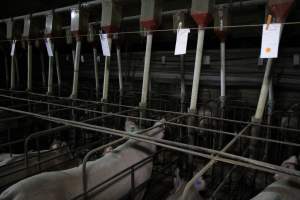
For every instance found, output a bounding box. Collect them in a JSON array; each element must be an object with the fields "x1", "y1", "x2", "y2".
[{"x1": 1, "y1": 21, "x2": 300, "y2": 43}]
